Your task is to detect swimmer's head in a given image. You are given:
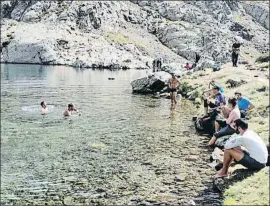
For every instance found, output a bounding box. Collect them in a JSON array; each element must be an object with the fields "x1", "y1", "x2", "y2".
[
  {"x1": 68, "y1": 103, "x2": 76, "y2": 111},
  {"x1": 40, "y1": 101, "x2": 46, "y2": 108}
]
